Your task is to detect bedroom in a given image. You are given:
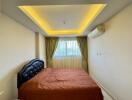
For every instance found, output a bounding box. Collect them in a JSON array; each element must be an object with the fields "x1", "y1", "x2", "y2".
[{"x1": 0, "y1": 0, "x2": 132, "y2": 100}]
